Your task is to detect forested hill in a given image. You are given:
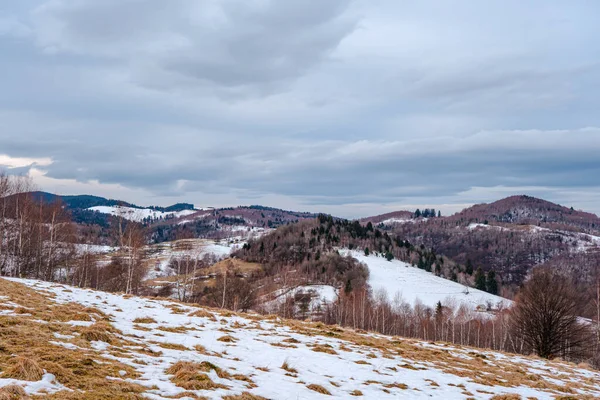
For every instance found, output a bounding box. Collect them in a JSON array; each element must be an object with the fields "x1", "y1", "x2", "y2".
[
  {"x1": 234, "y1": 214, "x2": 474, "y2": 292},
  {"x1": 367, "y1": 195, "x2": 600, "y2": 293}
]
